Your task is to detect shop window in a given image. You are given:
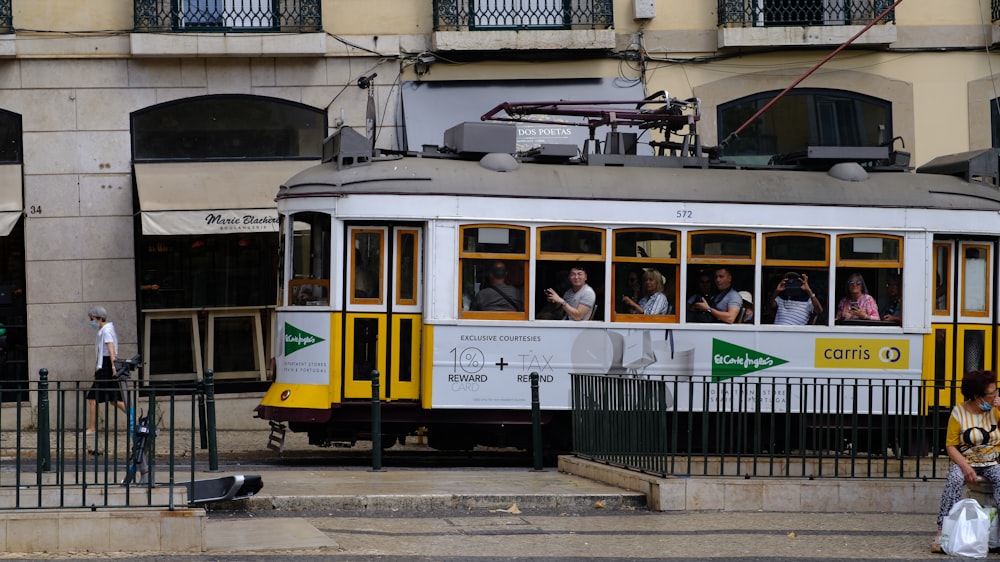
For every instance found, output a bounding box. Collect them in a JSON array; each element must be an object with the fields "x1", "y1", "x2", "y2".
[
  {"x1": 612, "y1": 229, "x2": 678, "y2": 322},
  {"x1": 140, "y1": 233, "x2": 279, "y2": 309},
  {"x1": 718, "y1": 89, "x2": 890, "y2": 165},
  {"x1": 460, "y1": 225, "x2": 529, "y2": 320}
]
